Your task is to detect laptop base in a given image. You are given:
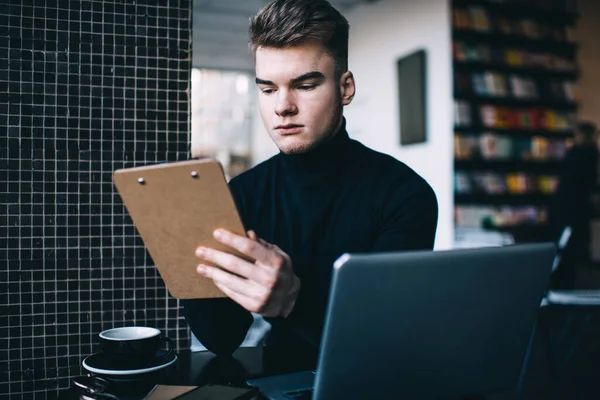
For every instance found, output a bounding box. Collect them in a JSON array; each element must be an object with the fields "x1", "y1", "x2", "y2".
[{"x1": 247, "y1": 370, "x2": 315, "y2": 400}]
